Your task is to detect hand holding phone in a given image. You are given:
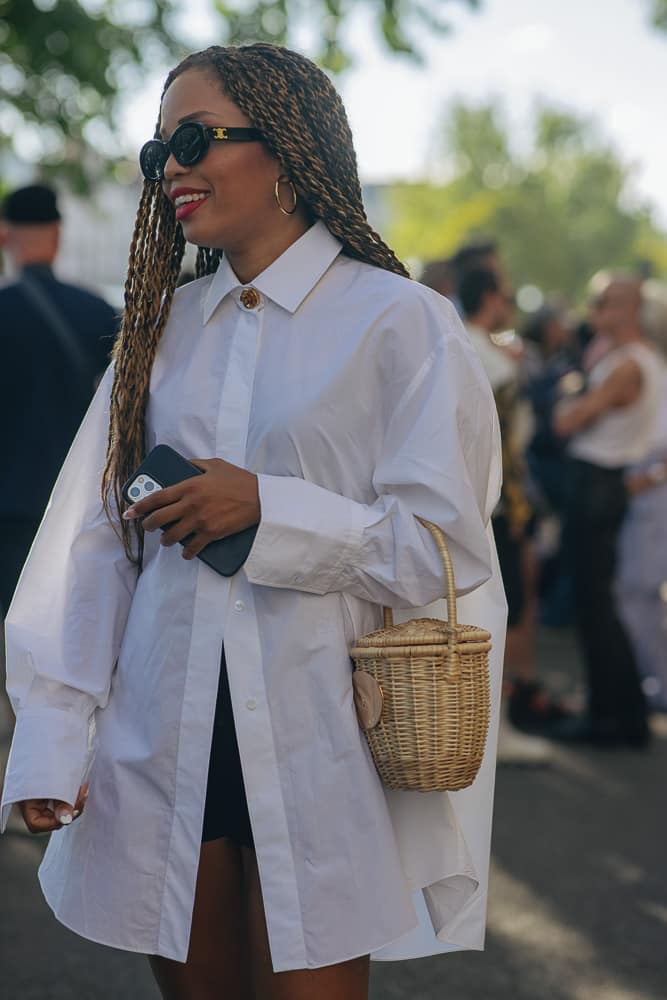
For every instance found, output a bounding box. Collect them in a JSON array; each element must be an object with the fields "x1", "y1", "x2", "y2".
[{"x1": 122, "y1": 445, "x2": 259, "y2": 577}]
